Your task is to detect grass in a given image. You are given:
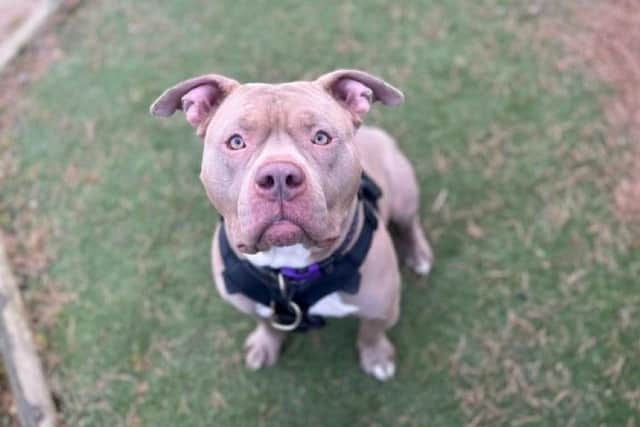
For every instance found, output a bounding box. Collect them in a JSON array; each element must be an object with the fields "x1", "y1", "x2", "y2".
[{"x1": 2, "y1": 0, "x2": 639, "y2": 426}]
